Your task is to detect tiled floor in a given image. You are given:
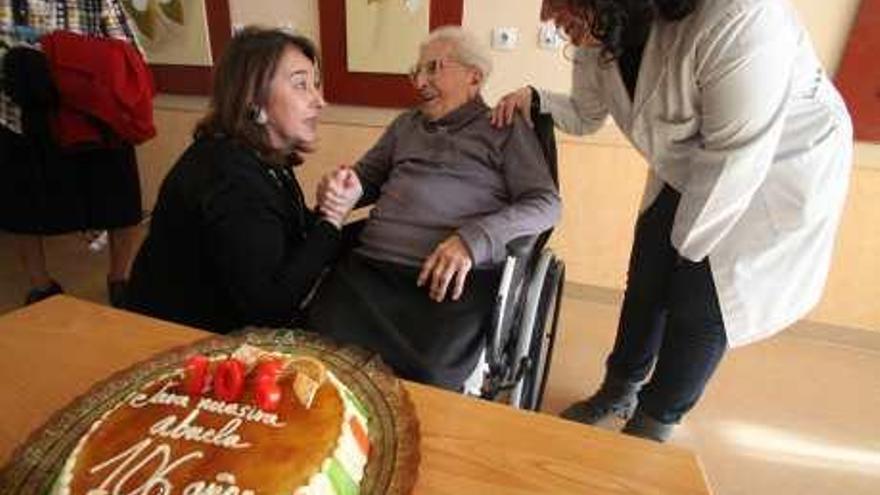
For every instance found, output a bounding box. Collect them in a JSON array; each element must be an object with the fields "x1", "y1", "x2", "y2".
[
  {"x1": 544, "y1": 295, "x2": 880, "y2": 495},
  {"x1": 2, "y1": 231, "x2": 879, "y2": 494}
]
